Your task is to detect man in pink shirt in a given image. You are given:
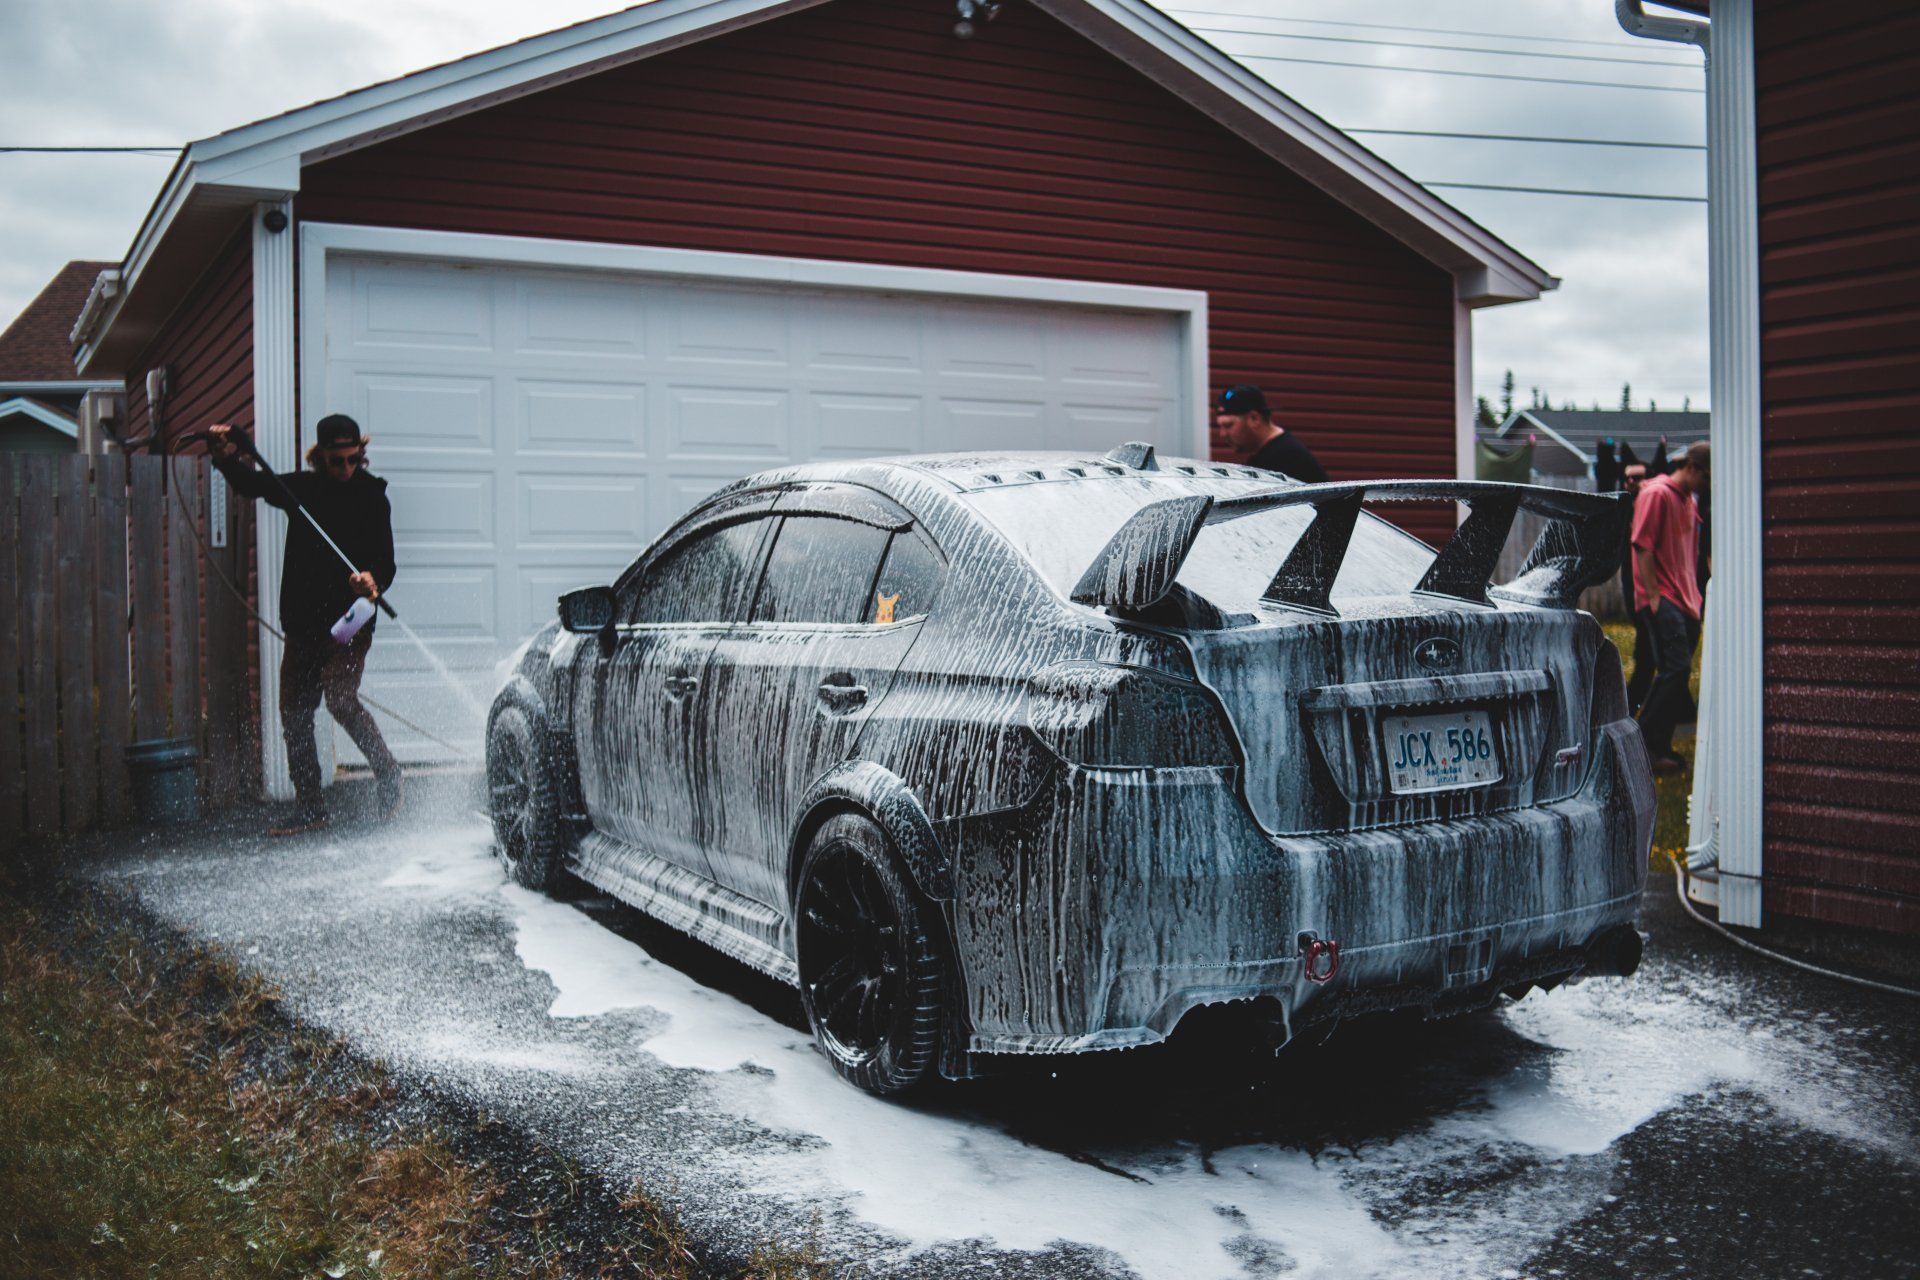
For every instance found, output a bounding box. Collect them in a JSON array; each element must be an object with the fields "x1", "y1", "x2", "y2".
[{"x1": 1631, "y1": 441, "x2": 1710, "y2": 773}]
